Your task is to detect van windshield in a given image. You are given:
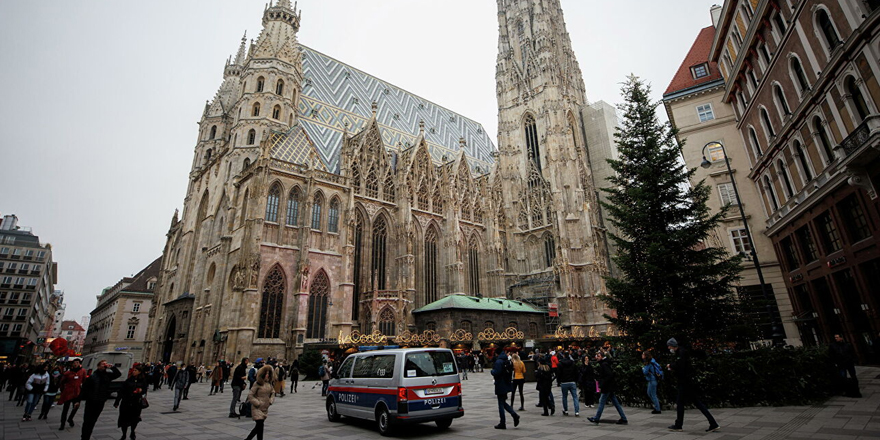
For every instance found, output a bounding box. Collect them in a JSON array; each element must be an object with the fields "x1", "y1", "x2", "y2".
[{"x1": 404, "y1": 351, "x2": 457, "y2": 377}]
